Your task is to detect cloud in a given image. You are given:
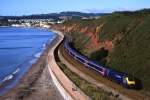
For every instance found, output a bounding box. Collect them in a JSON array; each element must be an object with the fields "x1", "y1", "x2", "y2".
[
  {"x1": 84, "y1": 7, "x2": 141, "y2": 13},
  {"x1": 85, "y1": 8, "x2": 115, "y2": 13}
]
